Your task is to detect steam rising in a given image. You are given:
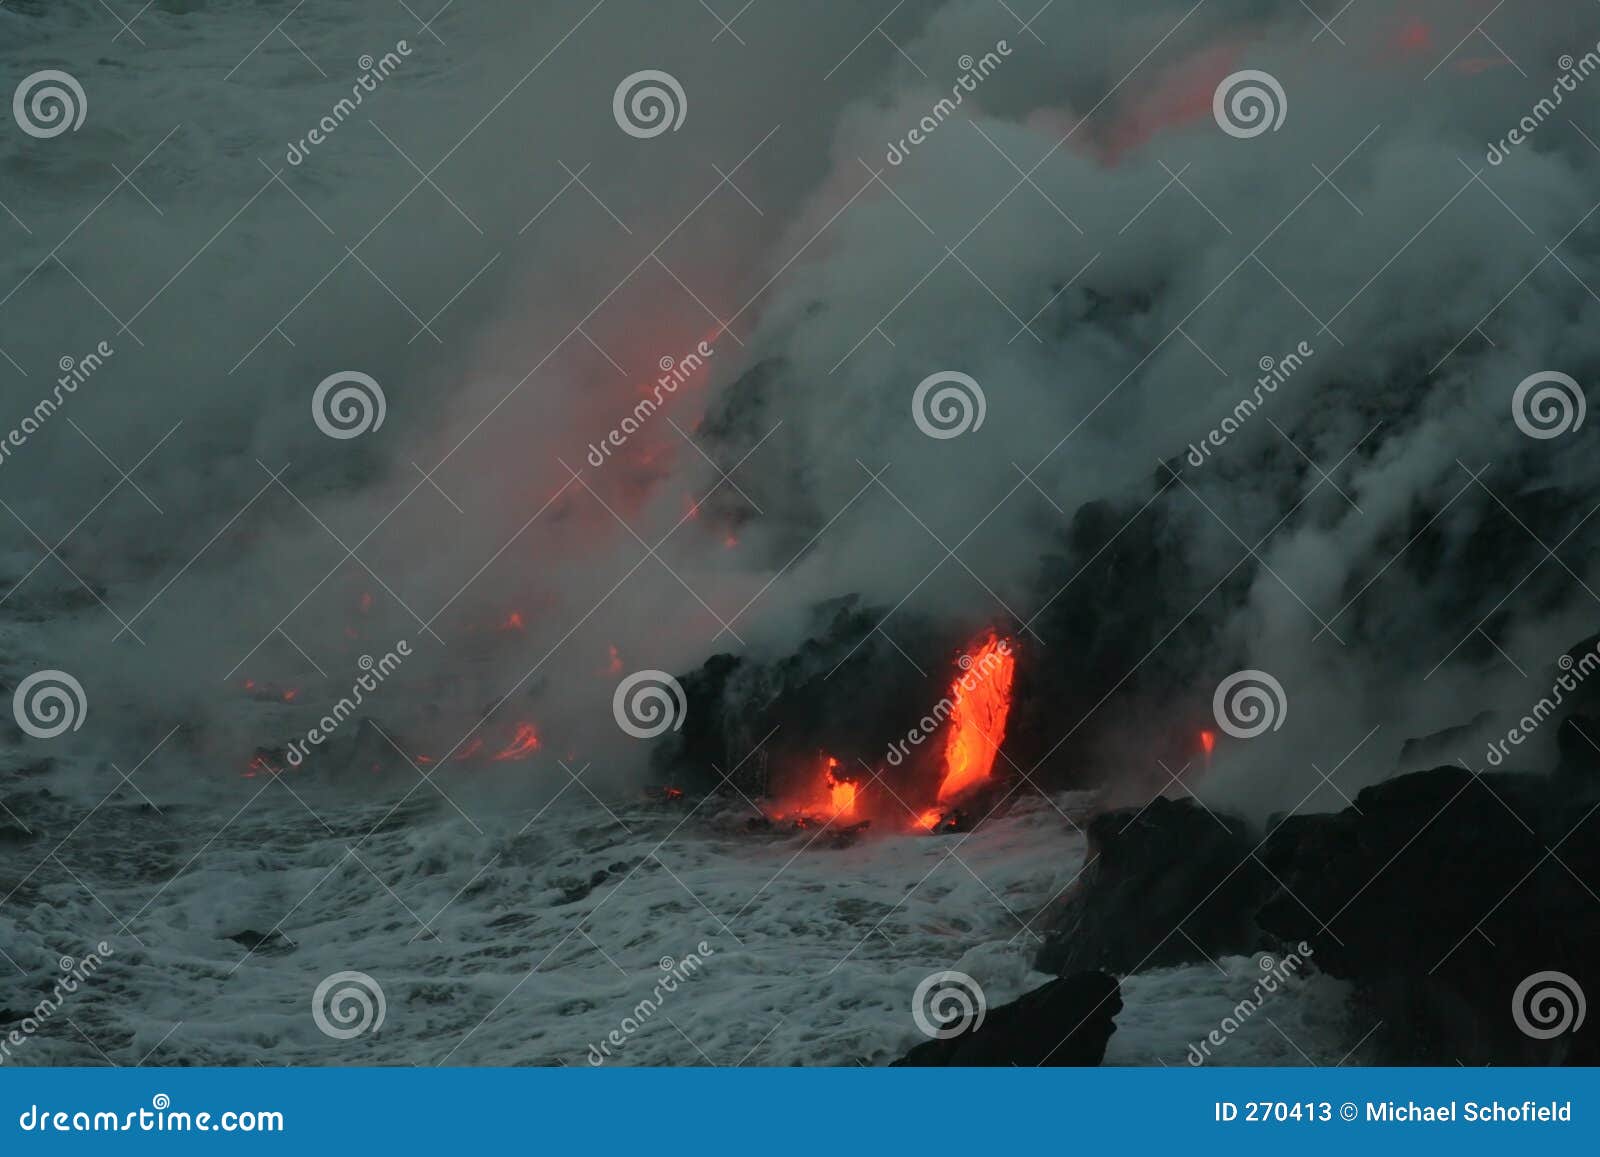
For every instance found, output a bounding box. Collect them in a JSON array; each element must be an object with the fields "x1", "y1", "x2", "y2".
[{"x1": 4, "y1": 0, "x2": 1599, "y2": 816}]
